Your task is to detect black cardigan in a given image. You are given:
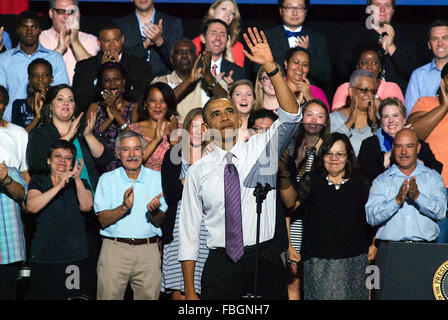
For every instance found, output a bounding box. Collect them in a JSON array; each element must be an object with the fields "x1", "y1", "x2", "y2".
[
  {"x1": 358, "y1": 135, "x2": 443, "y2": 183},
  {"x1": 160, "y1": 145, "x2": 183, "y2": 245},
  {"x1": 26, "y1": 123, "x2": 113, "y2": 192}
]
